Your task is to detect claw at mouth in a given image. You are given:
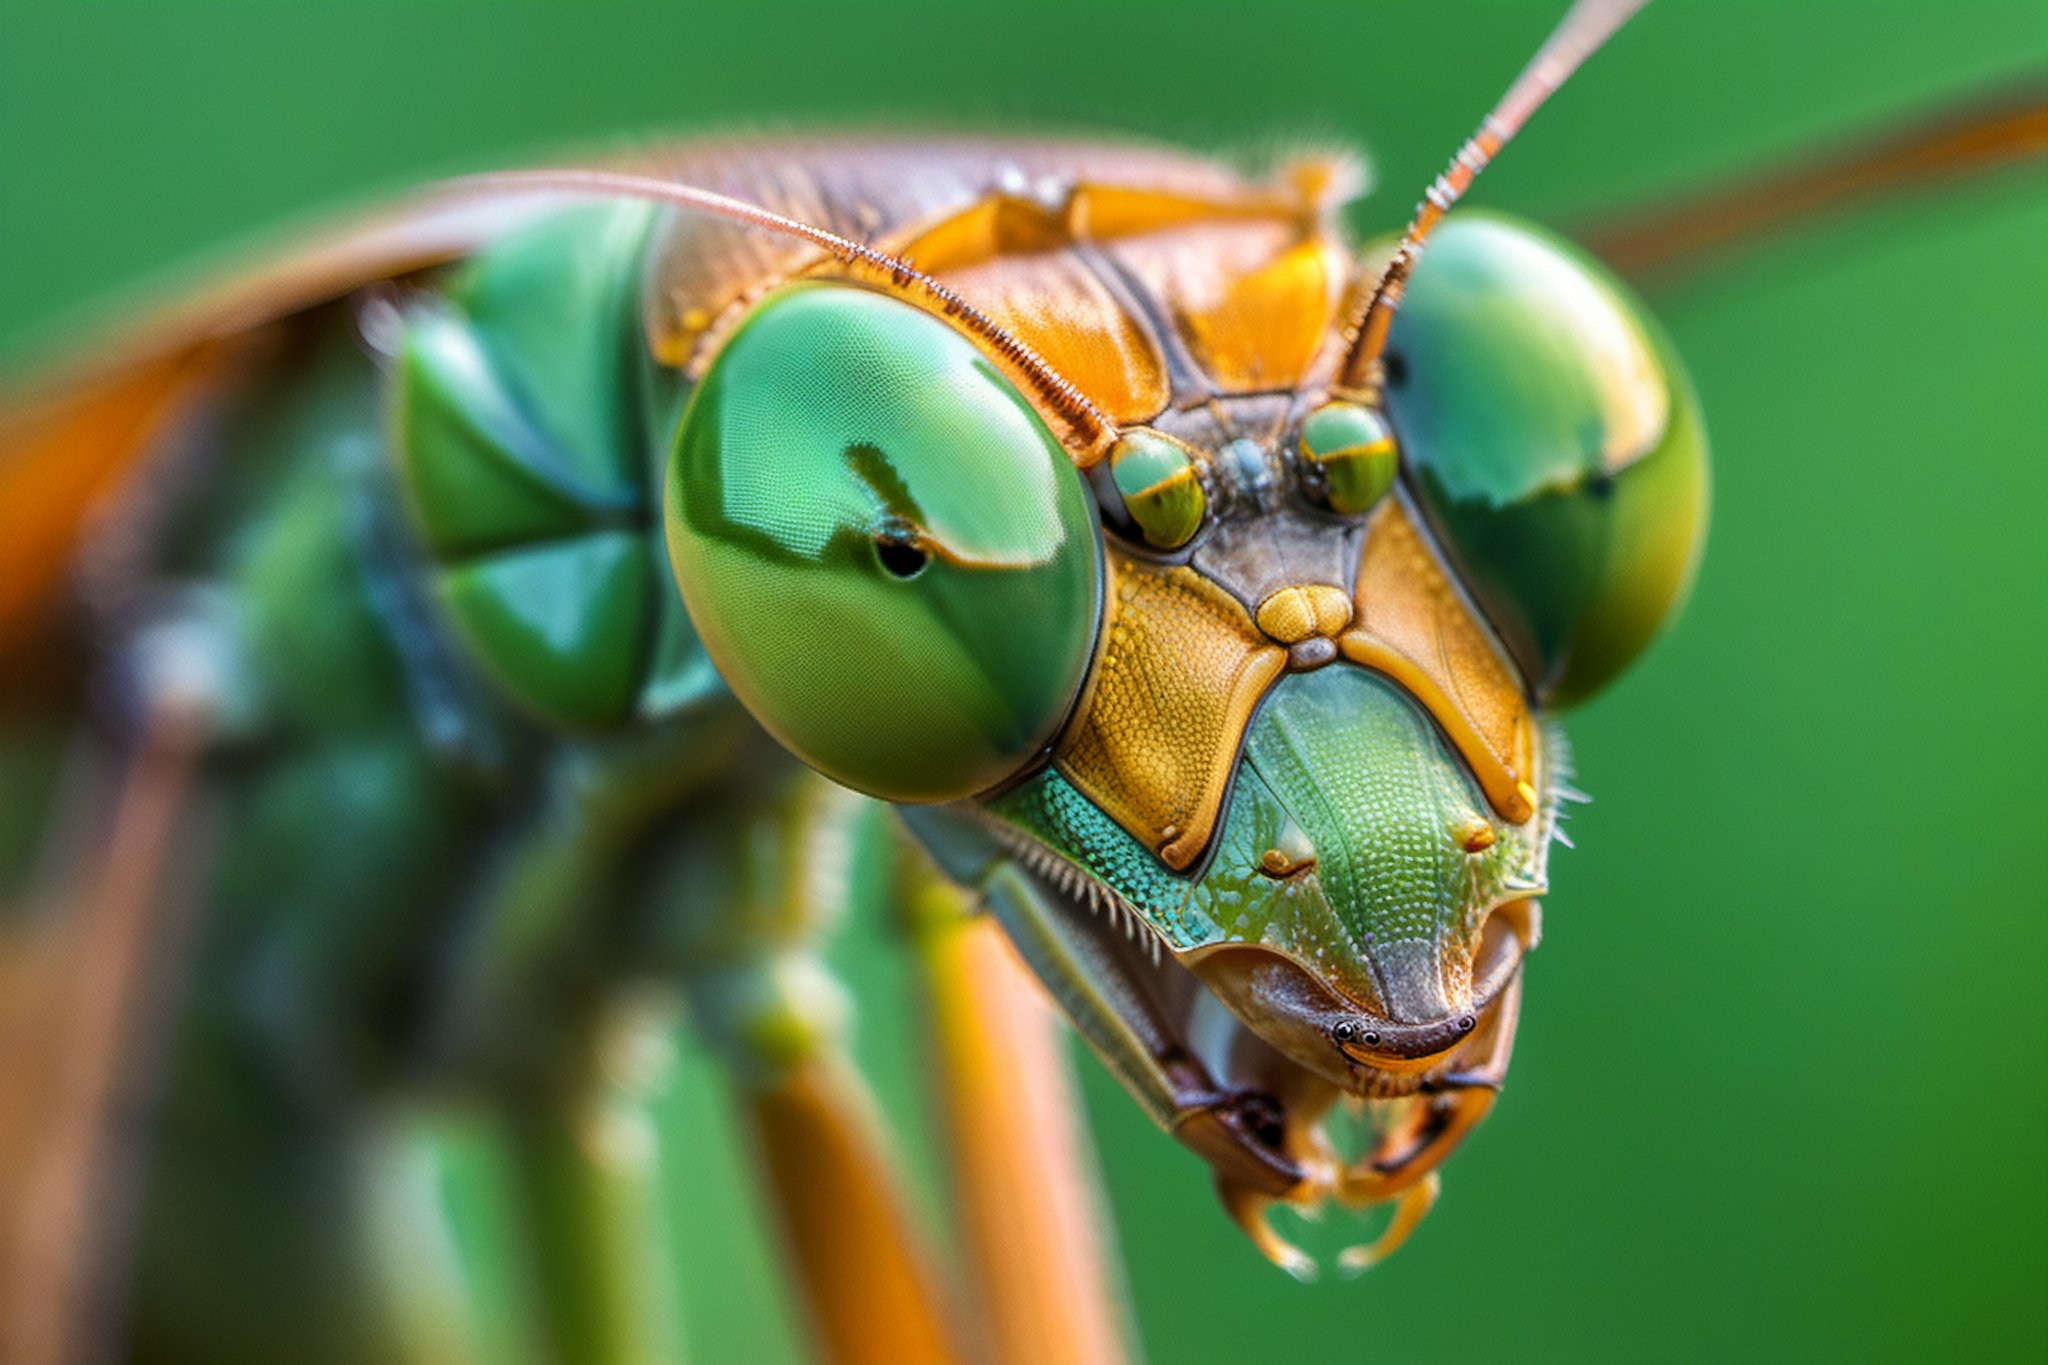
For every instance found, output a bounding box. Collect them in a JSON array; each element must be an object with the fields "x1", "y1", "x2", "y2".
[
  {"x1": 1338, "y1": 1172, "x2": 1440, "y2": 1276},
  {"x1": 1218, "y1": 1177, "x2": 1321, "y2": 1282},
  {"x1": 963, "y1": 798, "x2": 1538, "y2": 1277},
  {"x1": 1219, "y1": 1163, "x2": 1445, "y2": 1281},
  {"x1": 1173, "y1": 1089, "x2": 1303, "y2": 1197},
  {"x1": 1208, "y1": 959, "x2": 1526, "y2": 1276}
]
